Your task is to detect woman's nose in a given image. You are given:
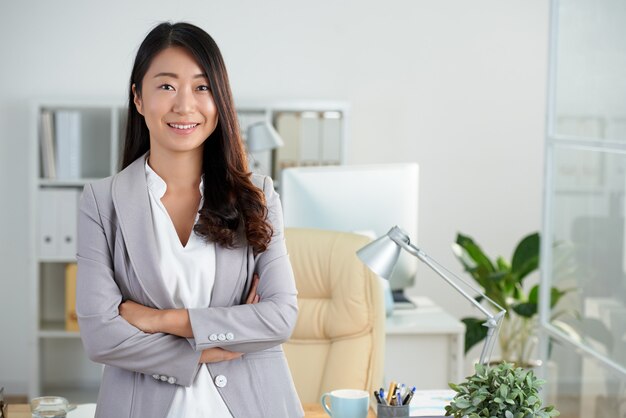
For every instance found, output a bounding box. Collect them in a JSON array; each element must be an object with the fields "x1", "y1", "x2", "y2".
[{"x1": 172, "y1": 87, "x2": 195, "y2": 114}]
